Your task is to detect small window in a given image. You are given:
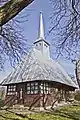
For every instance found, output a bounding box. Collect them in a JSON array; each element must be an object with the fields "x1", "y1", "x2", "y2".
[
  {"x1": 40, "y1": 85, "x2": 43, "y2": 90},
  {"x1": 41, "y1": 83, "x2": 43, "y2": 86},
  {"x1": 35, "y1": 82, "x2": 38, "y2": 86},
  {"x1": 27, "y1": 83, "x2": 30, "y2": 86},
  {"x1": 34, "y1": 90, "x2": 38, "y2": 94},
  {"x1": 44, "y1": 44, "x2": 47, "y2": 47},
  {"x1": 8, "y1": 92, "x2": 15, "y2": 95},
  {"x1": 31, "y1": 83, "x2": 34, "y2": 86},
  {"x1": 35, "y1": 86, "x2": 38, "y2": 89},
  {"x1": 39, "y1": 43, "x2": 41, "y2": 46},
  {"x1": 45, "y1": 83, "x2": 48, "y2": 87},
  {"x1": 41, "y1": 90, "x2": 43, "y2": 94},
  {"x1": 7, "y1": 85, "x2": 16, "y2": 95},
  {"x1": 27, "y1": 91, "x2": 30, "y2": 94},
  {"x1": 26, "y1": 82, "x2": 38, "y2": 94},
  {"x1": 31, "y1": 86, "x2": 34, "y2": 91},
  {"x1": 31, "y1": 91, "x2": 34, "y2": 94},
  {"x1": 36, "y1": 44, "x2": 38, "y2": 46},
  {"x1": 27, "y1": 86, "x2": 30, "y2": 90},
  {"x1": 40, "y1": 82, "x2": 49, "y2": 94}
]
